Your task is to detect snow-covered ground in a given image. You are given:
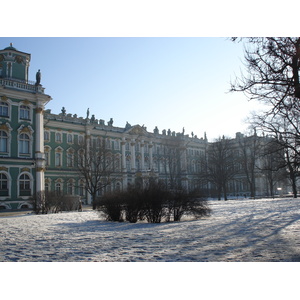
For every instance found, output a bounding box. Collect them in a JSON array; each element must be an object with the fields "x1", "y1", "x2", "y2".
[
  {"x1": 1, "y1": 197, "x2": 300, "y2": 262},
  {"x1": 1, "y1": 197, "x2": 300, "y2": 299}
]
